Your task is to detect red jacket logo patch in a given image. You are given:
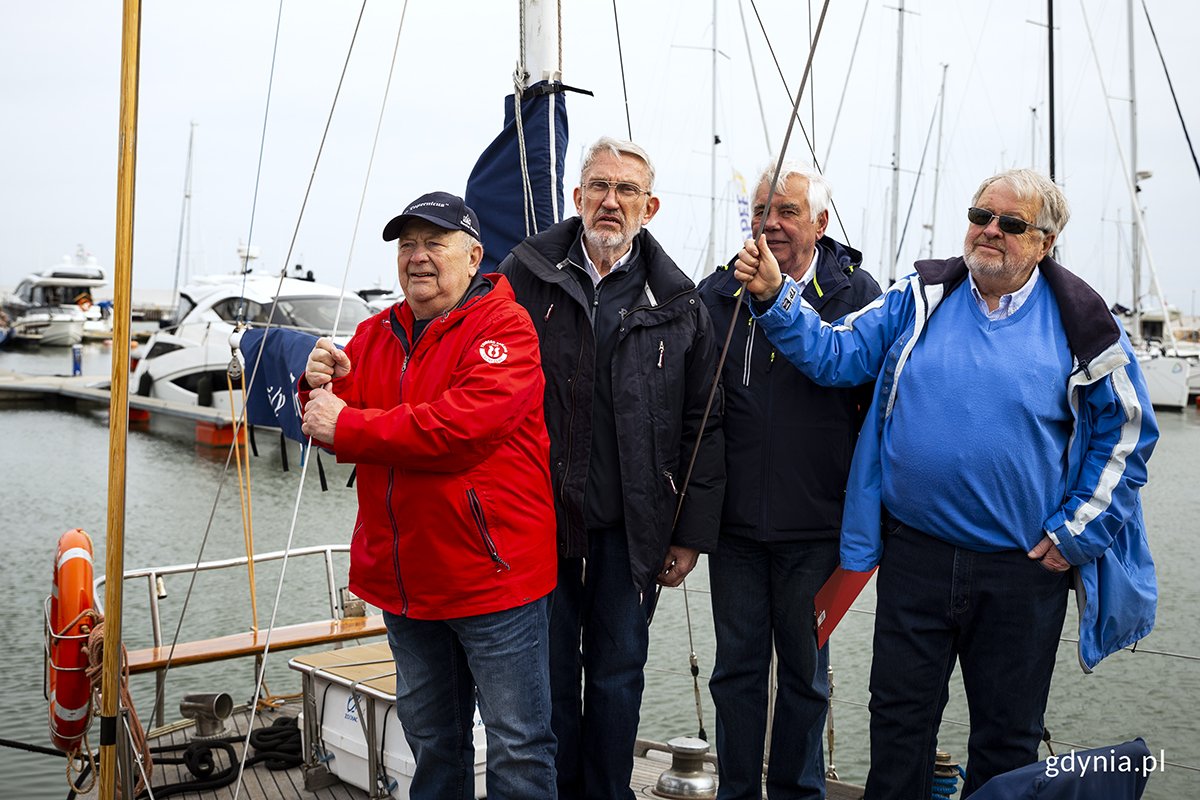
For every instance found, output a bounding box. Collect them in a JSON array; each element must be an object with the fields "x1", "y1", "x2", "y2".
[{"x1": 479, "y1": 339, "x2": 509, "y2": 364}]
